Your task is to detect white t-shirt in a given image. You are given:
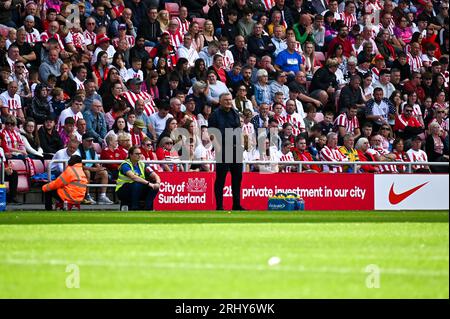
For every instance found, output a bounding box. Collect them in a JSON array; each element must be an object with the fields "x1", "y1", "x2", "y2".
[
  {"x1": 50, "y1": 148, "x2": 81, "y2": 174},
  {"x1": 0, "y1": 91, "x2": 22, "y2": 118},
  {"x1": 149, "y1": 113, "x2": 173, "y2": 137},
  {"x1": 125, "y1": 68, "x2": 144, "y2": 82},
  {"x1": 57, "y1": 108, "x2": 83, "y2": 131}
]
